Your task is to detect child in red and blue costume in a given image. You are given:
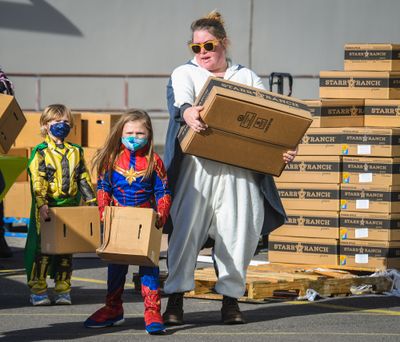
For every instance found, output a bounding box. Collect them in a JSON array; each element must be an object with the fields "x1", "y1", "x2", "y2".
[{"x1": 84, "y1": 110, "x2": 171, "y2": 335}]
